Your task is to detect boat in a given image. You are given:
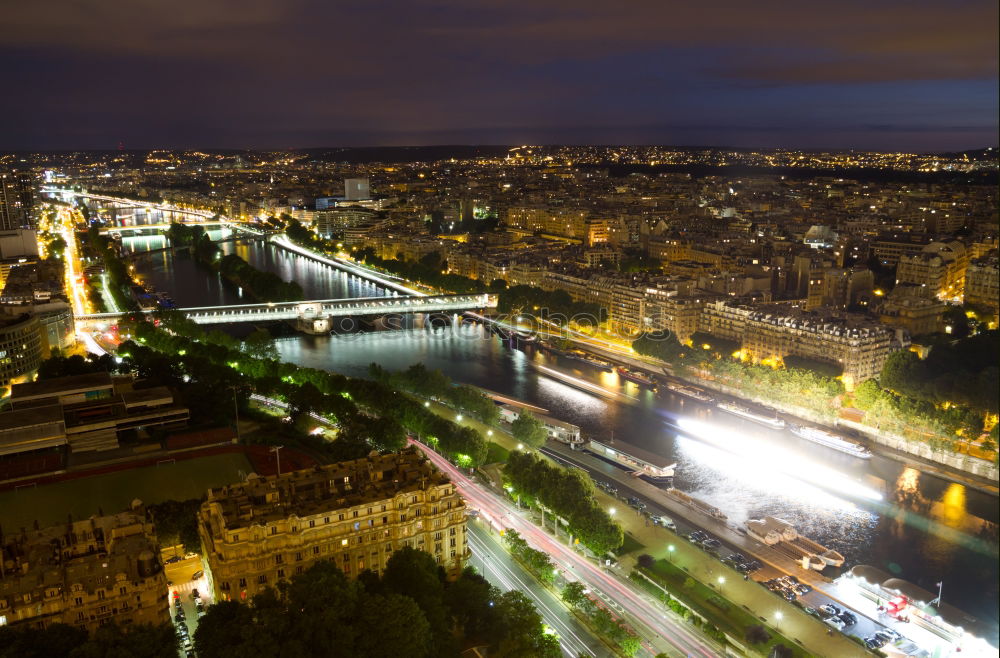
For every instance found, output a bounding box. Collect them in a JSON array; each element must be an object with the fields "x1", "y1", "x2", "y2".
[
  {"x1": 564, "y1": 350, "x2": 615, "y2": 372},
  {"x1": 716, "y1": 402, "x2": 785, "y2": 429},
  {"x1": 790, "y1": 425, "x2": 871, "y2": 459},
  {"x1": 664, "y1": 382, "x2": 715, "y2": 404},
  {"x1": 745, "y1": 516, "x2": 844, "y2": 570},
  {"x1": 615, "y1": 367, "x2": 656, "y2": 387},
  {"x1": 587, "y1": 438, "x2": 676, "y2": 481},
  {"x1": 665, "y1": 488, "x2": 727, "y2": 521}
]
